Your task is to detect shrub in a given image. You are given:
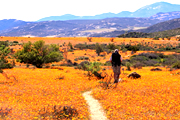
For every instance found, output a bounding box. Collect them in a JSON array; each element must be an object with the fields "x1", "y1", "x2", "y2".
[
  {"x1": 133, "y1": 62, "x2": 144, "y2": 69},
  {"x1": 110, "y1": 38, "x2": 114, "y2": 42},
  {"x1": 79, "y1": 61, "x2": 90, "y2": 70},
  {"x1": 153, "y1": 37, "x2": 159, "y2": 40},
  {"x1": 74, "y1": 58, "x2": 78, "y2": 61},
  {"x1": 78, "y1": 56, "x2": 84, "y2": 60},
  {"x1": 95, "y1": 43, "x2": 104, "y2": 56},
  {"x1": 84, "y1": 62, "x2": 102, "y2": 79},
  {"x1": 68, "y1": 49, "x2": 73, "y2": 52},
  {"x1": 84, "y1": 56, "x2": 89, "y2": 60},
  {"x1": 126, "y1": 62, "x2": 131, "y2": 71},
  {"x1": 13, "y1": 41, "x2": 19, "y2": 44},
  {"x1": 0, "y1": 44, "x2": 13, "y2": 70},
  {"x1": 38, "y1": 105, "x2": 78, "y2": 119},
  {"x1": 138, "y1": 53, "x2": 159, "y2": 59},
  {"x1": 104, "y1": 61, "x2": 111, "y2": 66},
  {"x1": 87, "y1": 37, "x2": 92, "y2": 42},
  {"x1": 15, "y1": 40, "x2": 63, "y2": 68},
  {"x1": 68, "y1": 42, "x2": 73, "y2": 49},
  {"x1": 106, "y1": 43, "x2": 119, "y2": 50},
  {"x1": 172, "y1": 61, "x2": 180, "y2": 69}
]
